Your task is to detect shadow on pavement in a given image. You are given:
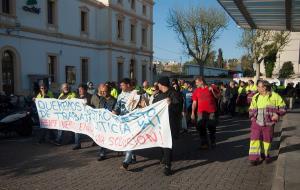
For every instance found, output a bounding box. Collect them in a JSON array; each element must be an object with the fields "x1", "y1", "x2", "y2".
[
  {"x1": 279, "y1": 143, "x2": 300, "y2": 154},
  {"x1": 132, "y1": 116, "x2": 251, "y2": 174},
  {"x1": 0, "y1": 116, "x2": 254, "y2": 177}
]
